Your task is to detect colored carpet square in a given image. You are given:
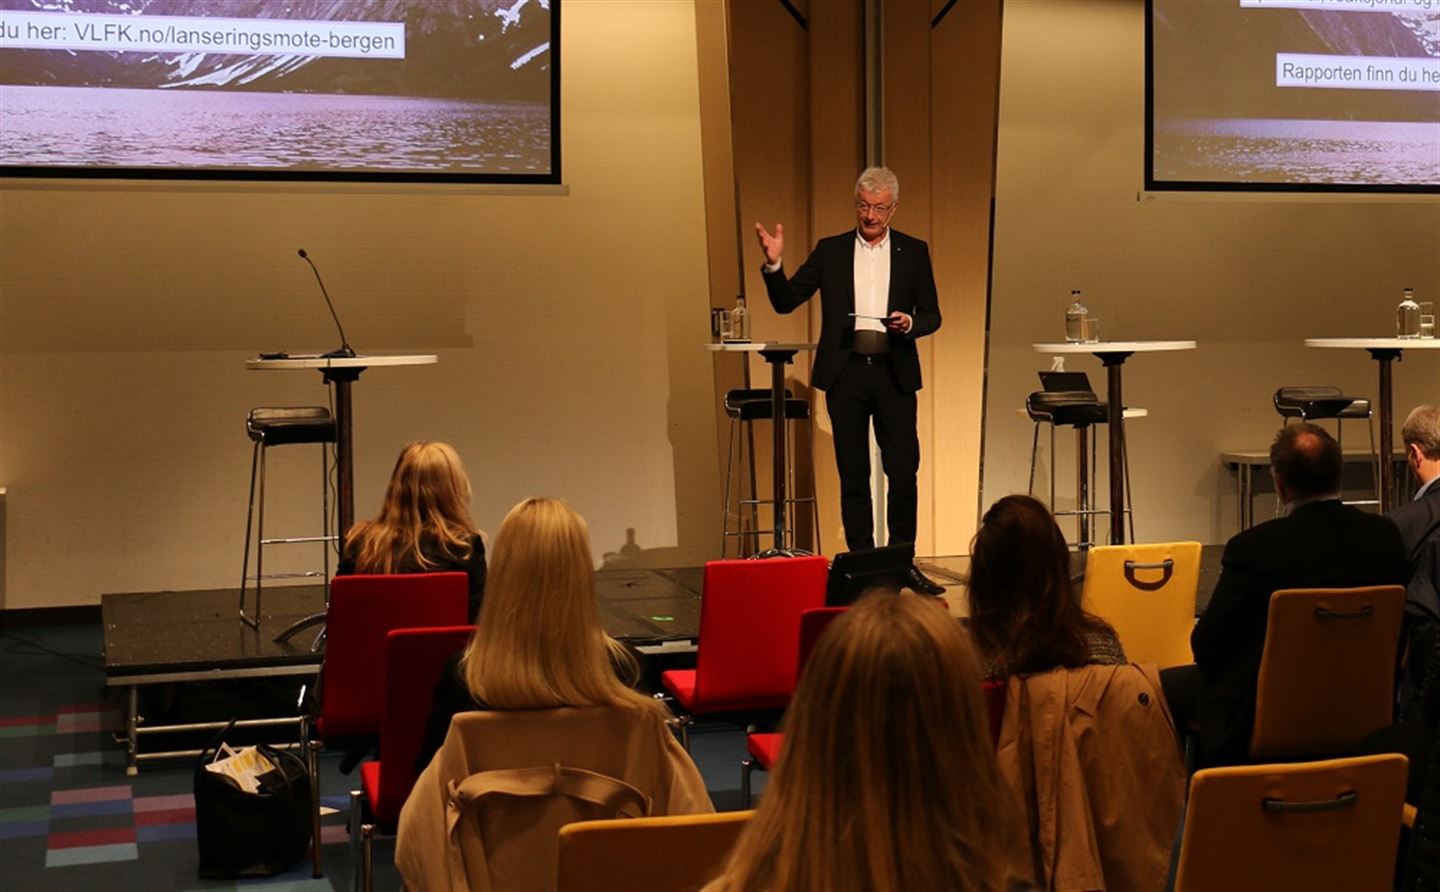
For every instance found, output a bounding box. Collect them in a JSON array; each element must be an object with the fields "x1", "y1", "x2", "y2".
[
  {"x1": 319, "y1": 824, "x2": 349, "y2": 845},
  {"x1": 44, "y1": 842, "x2": 139, "y2": 868},
  {"x1": 0, "y1": 723, "x2": 56, "y2": 738},
  {"x1": 0, "y1": 804, "x2": 51, "y2": 823},
  {"x1": 51, "y1": 799, "x2": 135, "y2": 820},
  {"x1": 53, "y1": 751, "x2": 106, "y2": 768},
  {"x1": 134, "y1": 807, "x2": 193, "y2": 826},
  {"x1": 52, "y1": 785, "x2": 132, "y2": 805},
  {"x1": 135, "y1": 822, "x2": 195, "y2": 843},
  {"x1": 133, "y1": 793, "x2": 193, "y2": 812},
  {"x1": 49, "y1": 826, "x2": 137, "y2": 849},
  {"x1": 0, "y1": 820, "x2": 49, "y2": 839},
  {"x1": 0, "y1": 714, "x2": 51, "y2": 728},
  {"x1": 0, "y1": 766, "x2": 56, "y2": 783}
]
